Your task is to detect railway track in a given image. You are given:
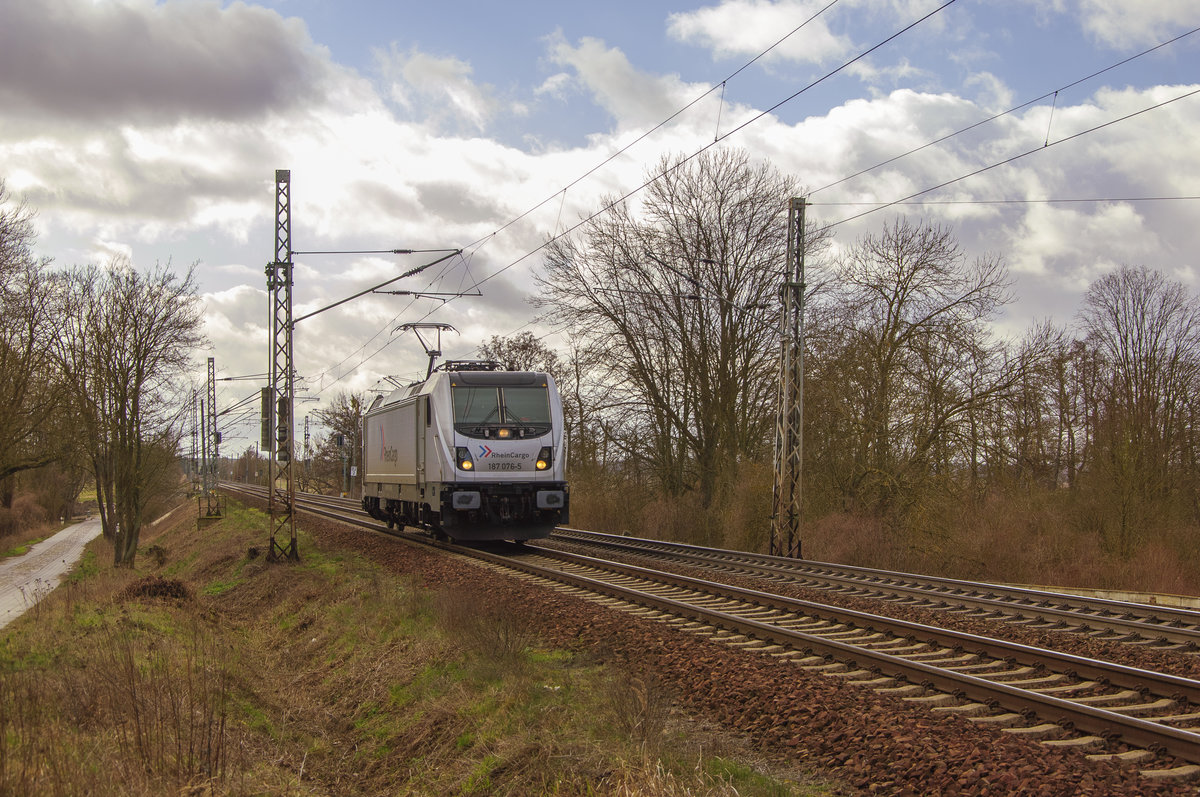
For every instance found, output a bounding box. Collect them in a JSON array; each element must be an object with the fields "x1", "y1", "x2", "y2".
[
  {"x1": 219, "y1": 483, "x2": 1200, "y2": 782},
  {"x1": 547, "y1": 527, "x2": 1200, "y2": 651}
]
